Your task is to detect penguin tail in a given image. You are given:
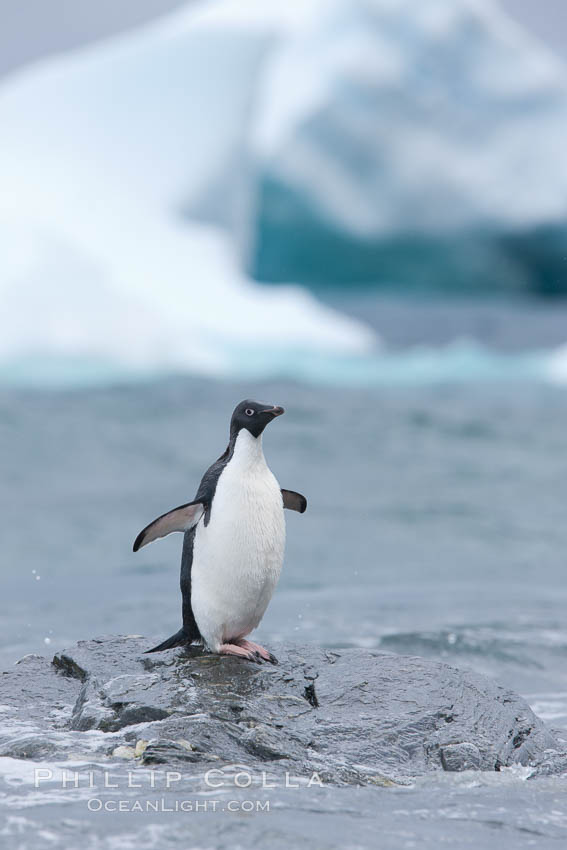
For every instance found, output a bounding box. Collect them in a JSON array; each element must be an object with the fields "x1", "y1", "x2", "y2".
[{"x1": 145, "y1": 628, "x2": 190, "y2": 654}]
